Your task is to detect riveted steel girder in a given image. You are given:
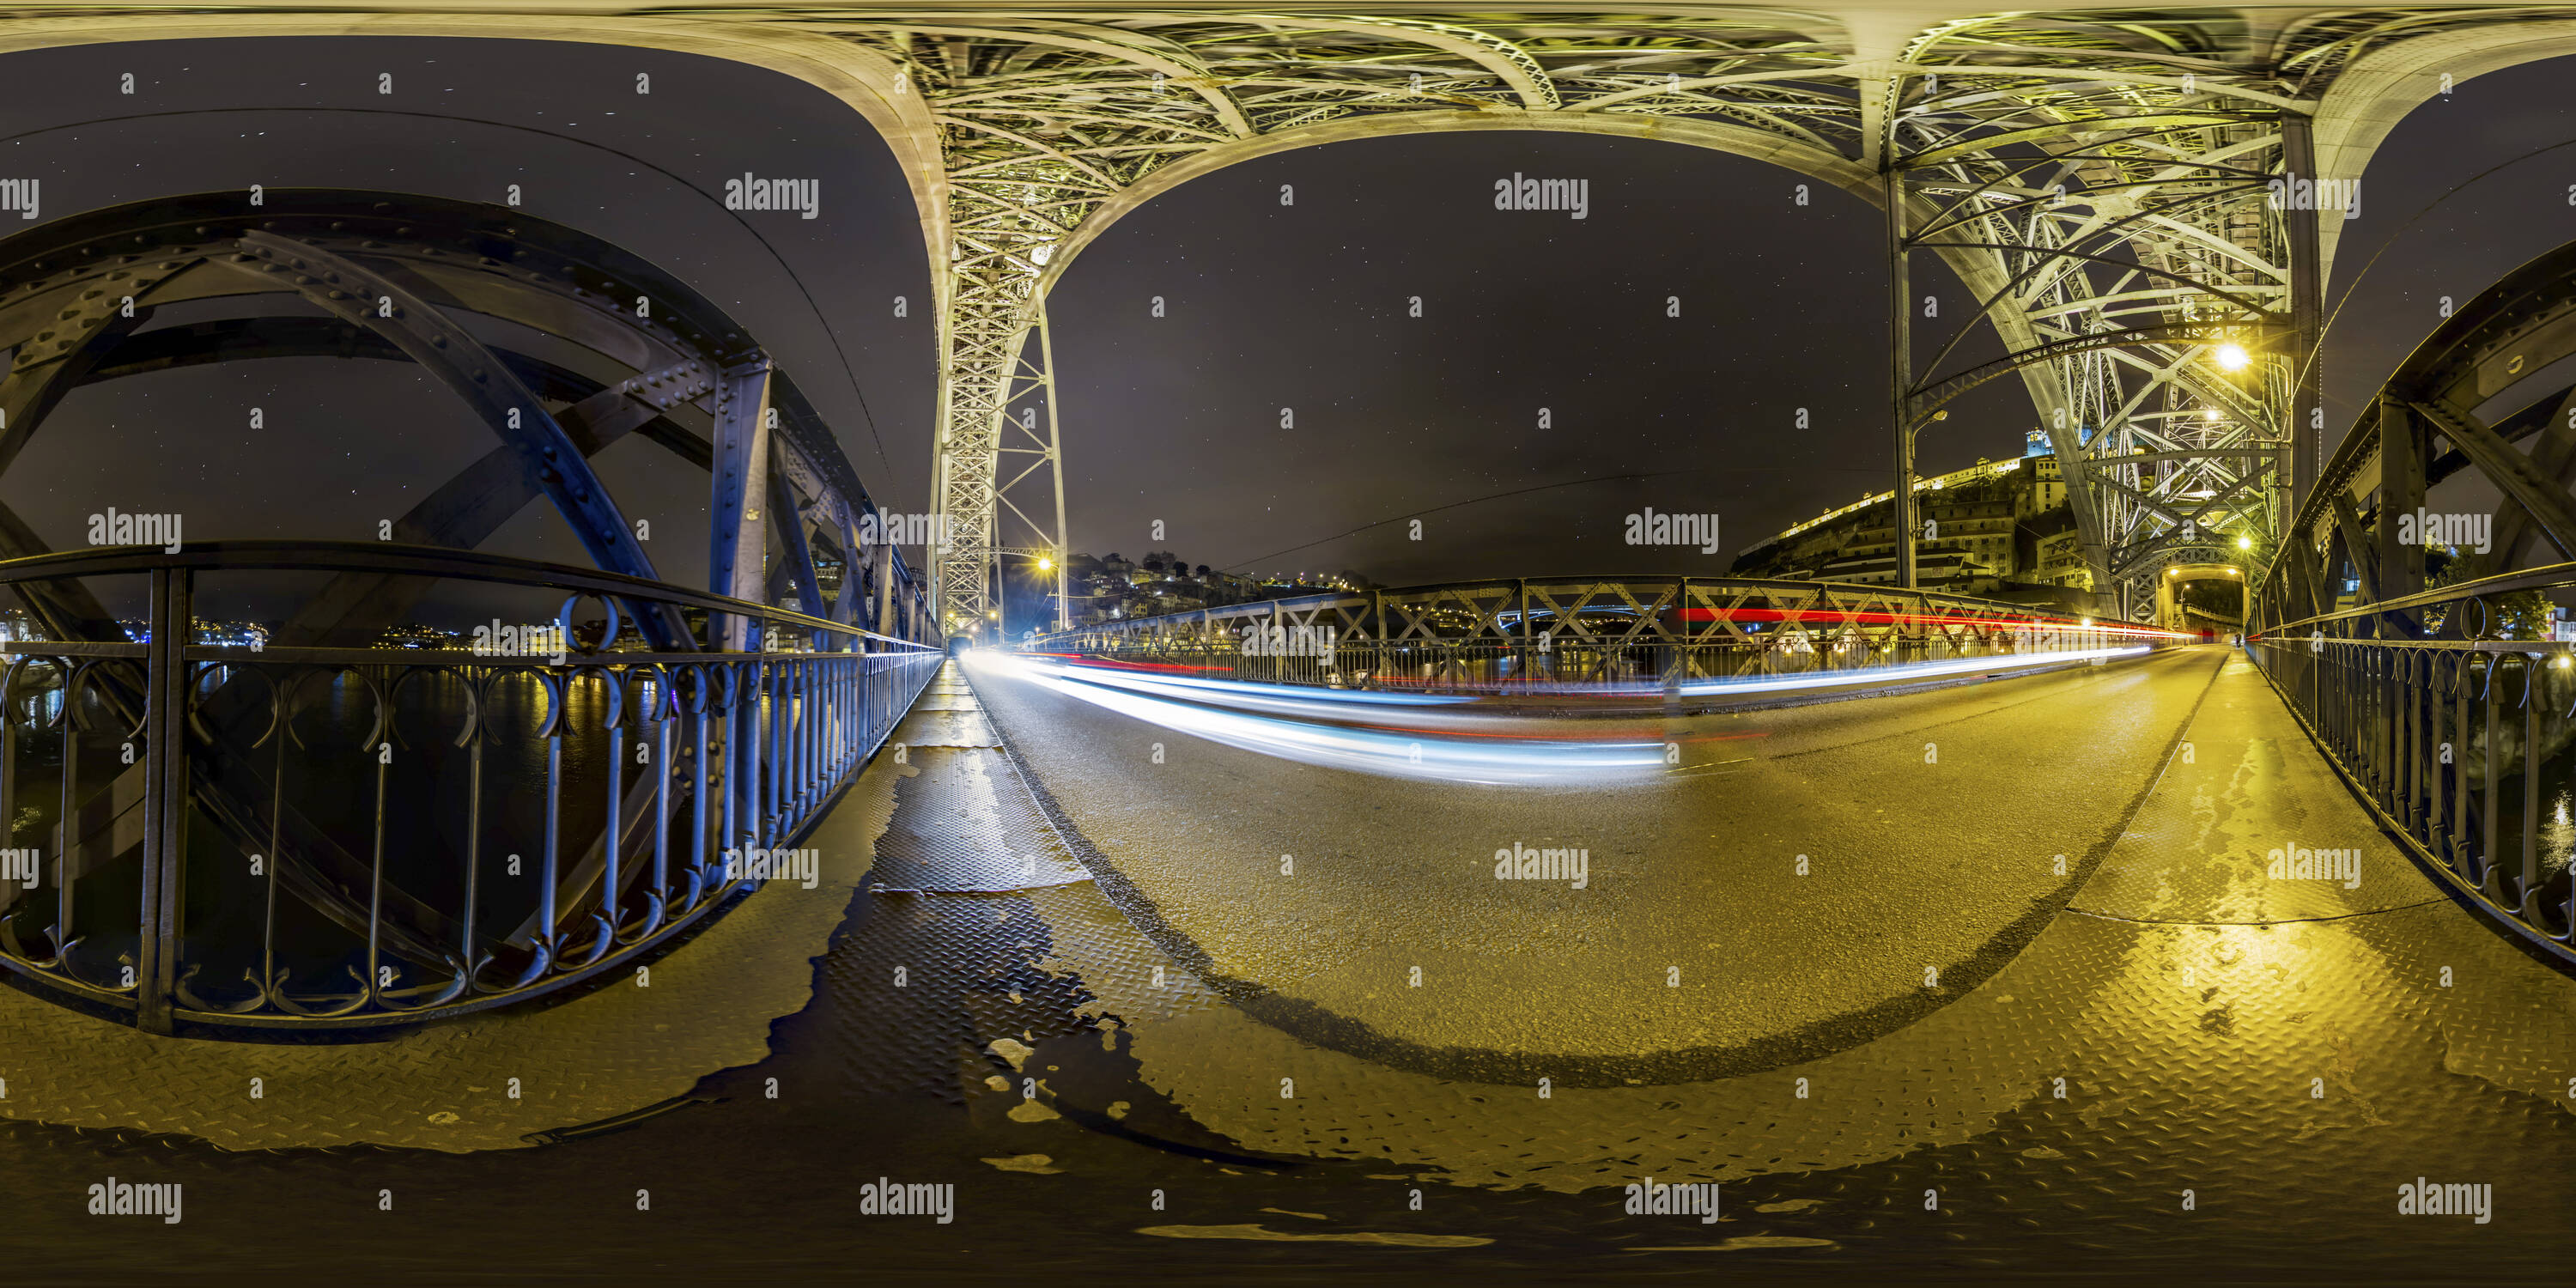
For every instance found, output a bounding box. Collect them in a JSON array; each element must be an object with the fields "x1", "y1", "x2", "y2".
[
  {"x1": 8, "y1": 12, "x2": 2573, "y2": 633},
  {"x1": 2259, "y1": 235, "x2": 2576, "y2": 630},
  {"x1": 709, "y1": 361, "x2": 776, "y2": 650},
  {"x1": 0, "y1": 191, "x2": 932, "y2": 654},
  {"x1": 805, "y1": 9, "x2": 2372, "y2": 631},
  {"x1": 227, "y1": 228, "x2": 694, "y2": 648}
]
